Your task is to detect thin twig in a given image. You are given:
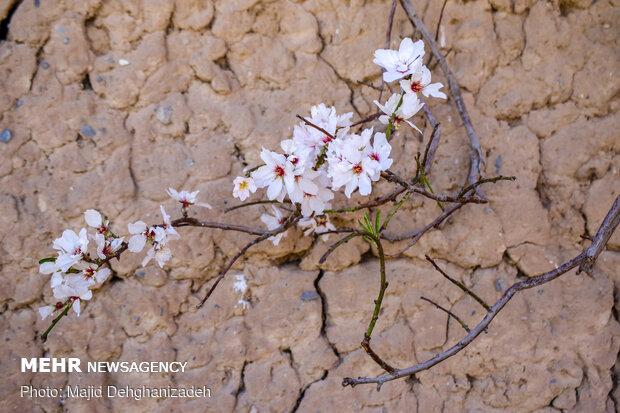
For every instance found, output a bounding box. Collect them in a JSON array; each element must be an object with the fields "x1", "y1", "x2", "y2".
[
  {"x1": 224, "y1": 199, "x2": 290, "y2": 213},
  {"x1": 361, "y1": 234, "x2": 396, "y2": 373},
  {"x1": 357, "y1": 80, "x2": 381, "y2": 91},
  {"x1": 378, "y1": 0, "x2": 399, "y2": 103},
  {"x1": 400, "y1": 0, "x2": 484, "y2": 181},
  {"x1": 350, "y1": 111, "x2": 382, "y2": 128},
  {"x1": 319, "y1": 232, "x2": 365, "y2": 264},
  {"x1": 172, "y1": 216, "x2": 265, "y2": 235},
  {"x1": 425, "y1": 255, "x2": 491, "y2": 312},
  {"x1": 425, "y1": 0, "x2": 449, "y2": 68},
  {"x1": 420, "y1": 297, "x2": 470, "y2": 332},
  {"x1": 323, "y1": 186, "x2": 406, "y2": 214},
  {"x1": 384, "y1": 202, "x2": 464, "y2": 252},
  {"x1": 197, "y1": 208, "x2": 301, "y2": 308},
  {"x1": 40, "y1": 302, "x2": 72, "y2": 342},
  {"x1": 421, "y1": 104, "x2": 440, "y2": 176},
  {"x1": 296, "y1": 115, "x2": 335, "y2": 141},
  {"x1": 342, "y1": 195, "x2": 620, "y2": 389}
]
